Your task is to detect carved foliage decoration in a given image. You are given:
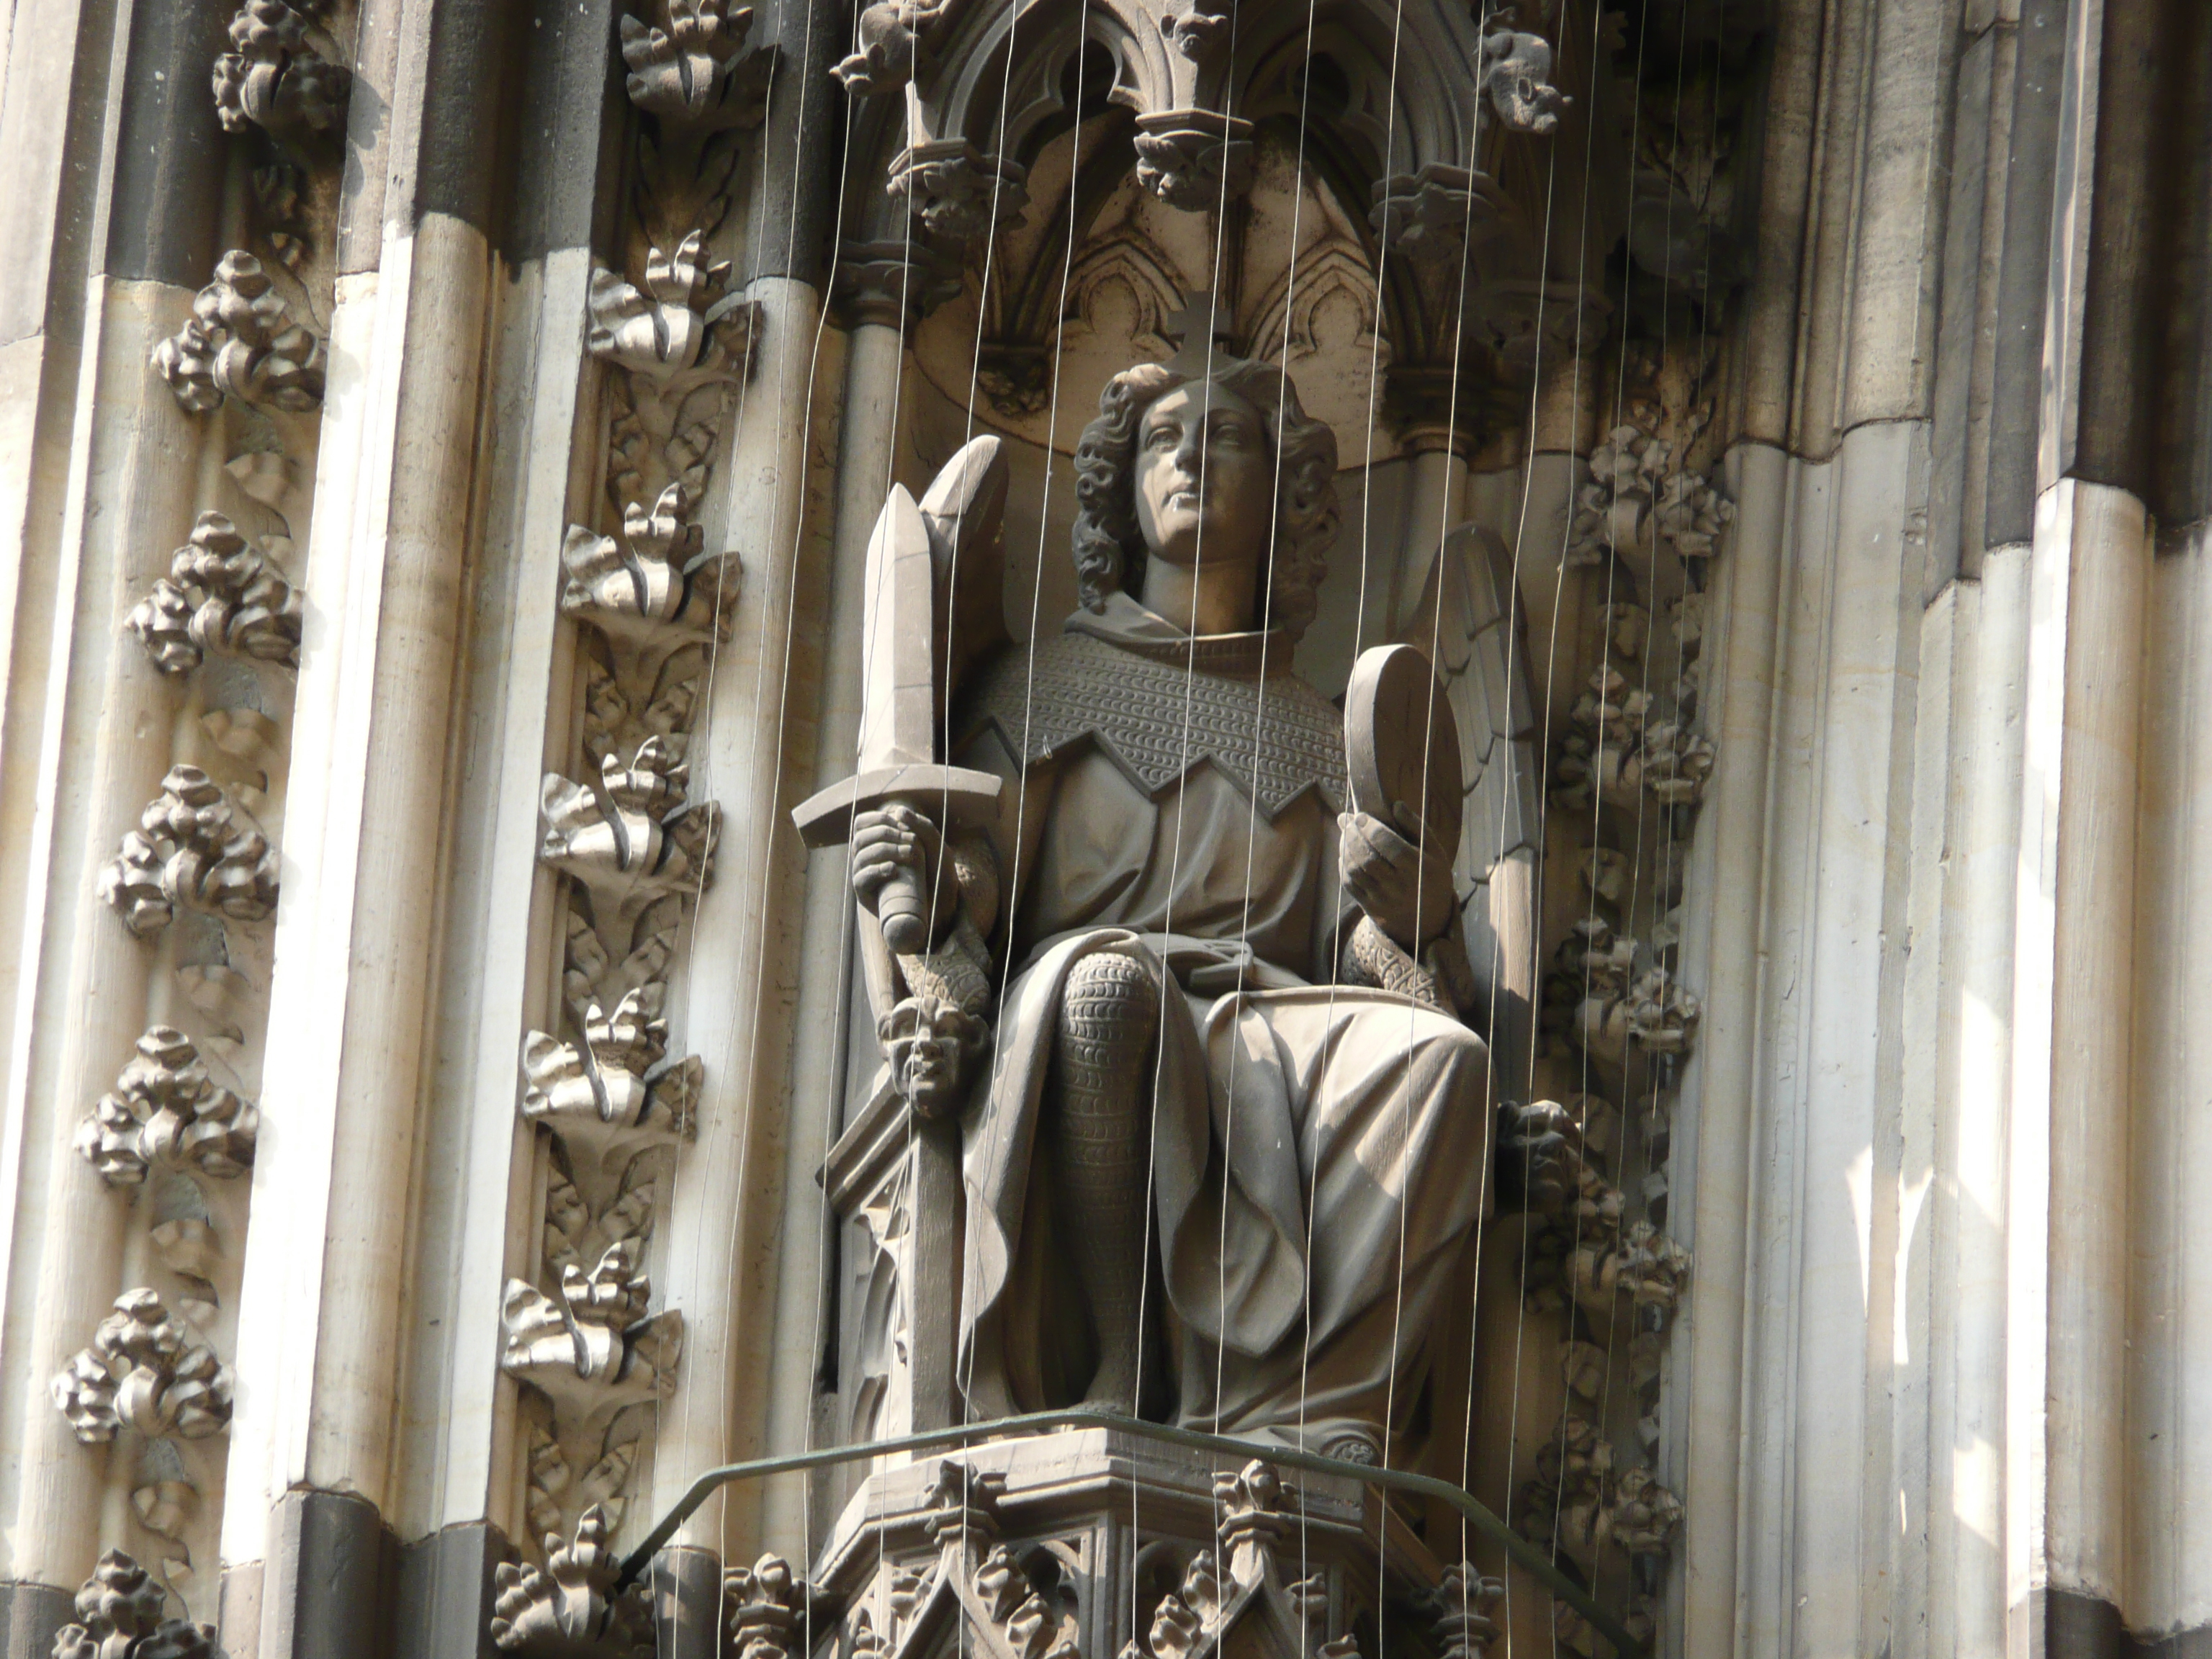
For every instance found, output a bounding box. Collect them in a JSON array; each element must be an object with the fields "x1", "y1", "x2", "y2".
[
  {"x1": 835, "y1": 0, "x2": 951, "y2": 96},
  {"x1": 974, "y1": 1545, "x2": 1079, "y2": 1659},
  {"x1": 1564, "y1": 425, "x2": 1734, "y2": 568},
  {"x1": 1553, "y1": 667, "x2": 1715, "y2": 812},
  {"x1": 1515, "y1": 1341, "x2": 1683, "y2": 1573},
  {"x1": 500, "y1": 1240, "x2": 684, "y2": 1431},
  {"x1": 491, "y1": 1506, "x2": 654, "y2": 1658},
  {"x1": 540, "y1": 739, "x2": 719, "y2": 927},
  {"x1": 94, "y1": 0, "x2": 333, "y2": 1619},
  {"x1": 1118, "y1": 1460, "x2": 1370, "y2": 1659},
  {"x1": 561, "y1": 484, "x2": 734, "y2": 652},
  {"x1": 52, "y1": 1290, "x2": 233, "y2": 1445},
  {"x1": 521, "y1": 985, "x2": 702, "y2": 1174},
  {"x1": 152, "y1": 252, "x2": 326, "y2": 415},
  {"x1": 76, "y1": 1027, "x2": 258, "y2": 1187},
  {"x1": 1542, "y1": 918, "x2": 1703, "y2": 1070},
  {"x1": 887, "y1": 142, "x2": 1030, "y2": 246},
  {"x1": 52, "y1": 1551, "x2": 219, "y2": 1659},
  {"x1": 588, "y1": 233, "x2": 757, "y2": 386},
  {"x1": 1522, "y1": 385, "x2": 1719, "y2": 1639},
  {"x1": 213, "y1": 0, "x2": 351, "y2": 136},
  {"x1": 99, "y1": 767, "x2": 279, "y2": 940},
  {"x1": 727, "y1": 1554, "x2": 803, "y2": 1659},
  {"x1": 621, "y1": 0, "x2": 775, "y2": 128},
  {"x1": 1479, "y1": 27, "x2": 1569, "y2": 134},
  {"x1": 126, "y1": 512, "x2": 302, "y2": 675},
  {"x1": 1424, "y1": 1563, "x2": 1504, "y2": 1659},
  {"x1": 500, "y1": 1236, "x2": 681, "y2": 1545},
  {"x1": 500, "y1": 0, "x2": 769, "y2": 1575},
  {"x1": 1130, "y1": 109, "x2": 1254, "y2": 213}
]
